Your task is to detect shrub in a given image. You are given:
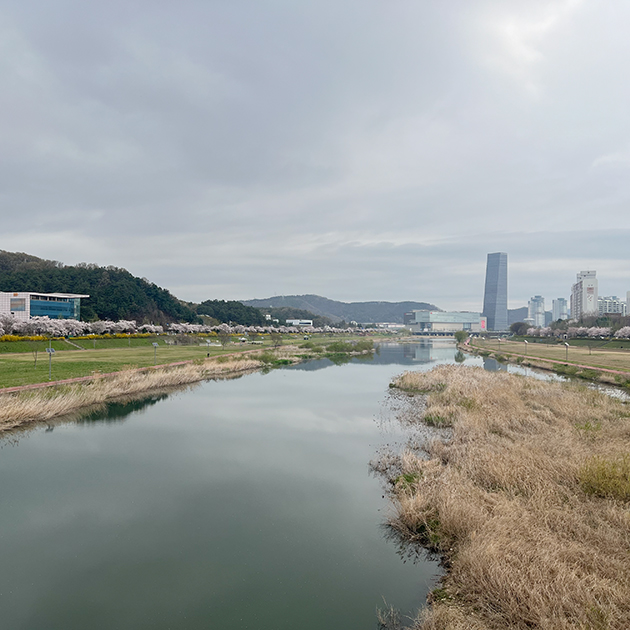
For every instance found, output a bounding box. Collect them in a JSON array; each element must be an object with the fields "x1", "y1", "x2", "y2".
[
  {"x1": 325, "y1": 341, "x2": 354, "y2": 353},
  {"x1": 354, "y1": 339, "x2": 374, "y2": 352},
  {"x1": 258, "y1": 351, "x2": 275, "y2": 365},
  {"x1": 555, "y1": 364, "x2": 579, "y2": 376},
  {"x1": 578, "y1": 369, "x2": 602, "y2": 381},
  {"x1": 579, "y1": 455, "x2": 630, "y2": 502},
  {"x1": 423, "y1": 413, "x2": 453, "y2": 427}
]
